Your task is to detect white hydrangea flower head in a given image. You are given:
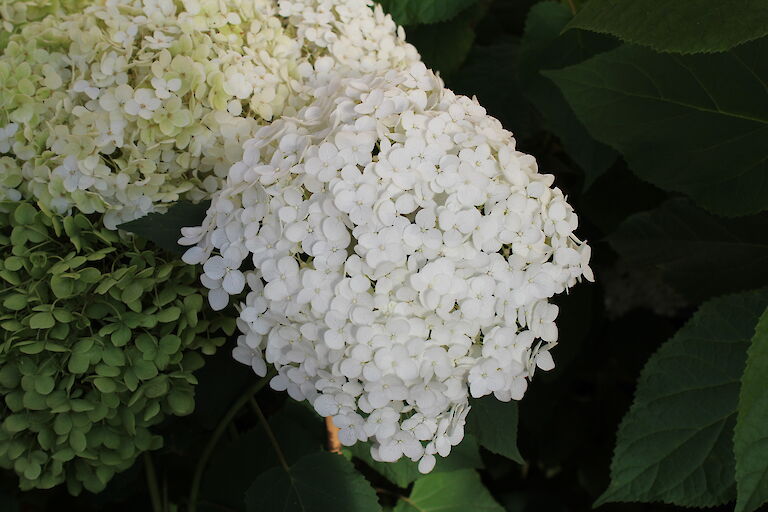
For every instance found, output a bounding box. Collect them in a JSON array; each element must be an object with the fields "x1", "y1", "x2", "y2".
[
  {"x1": 0, "y1": 0, "x2": 418, "y2": 228},
  {"x1": 180, "y1": 64, "x2": 593, "y2": 472}
]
